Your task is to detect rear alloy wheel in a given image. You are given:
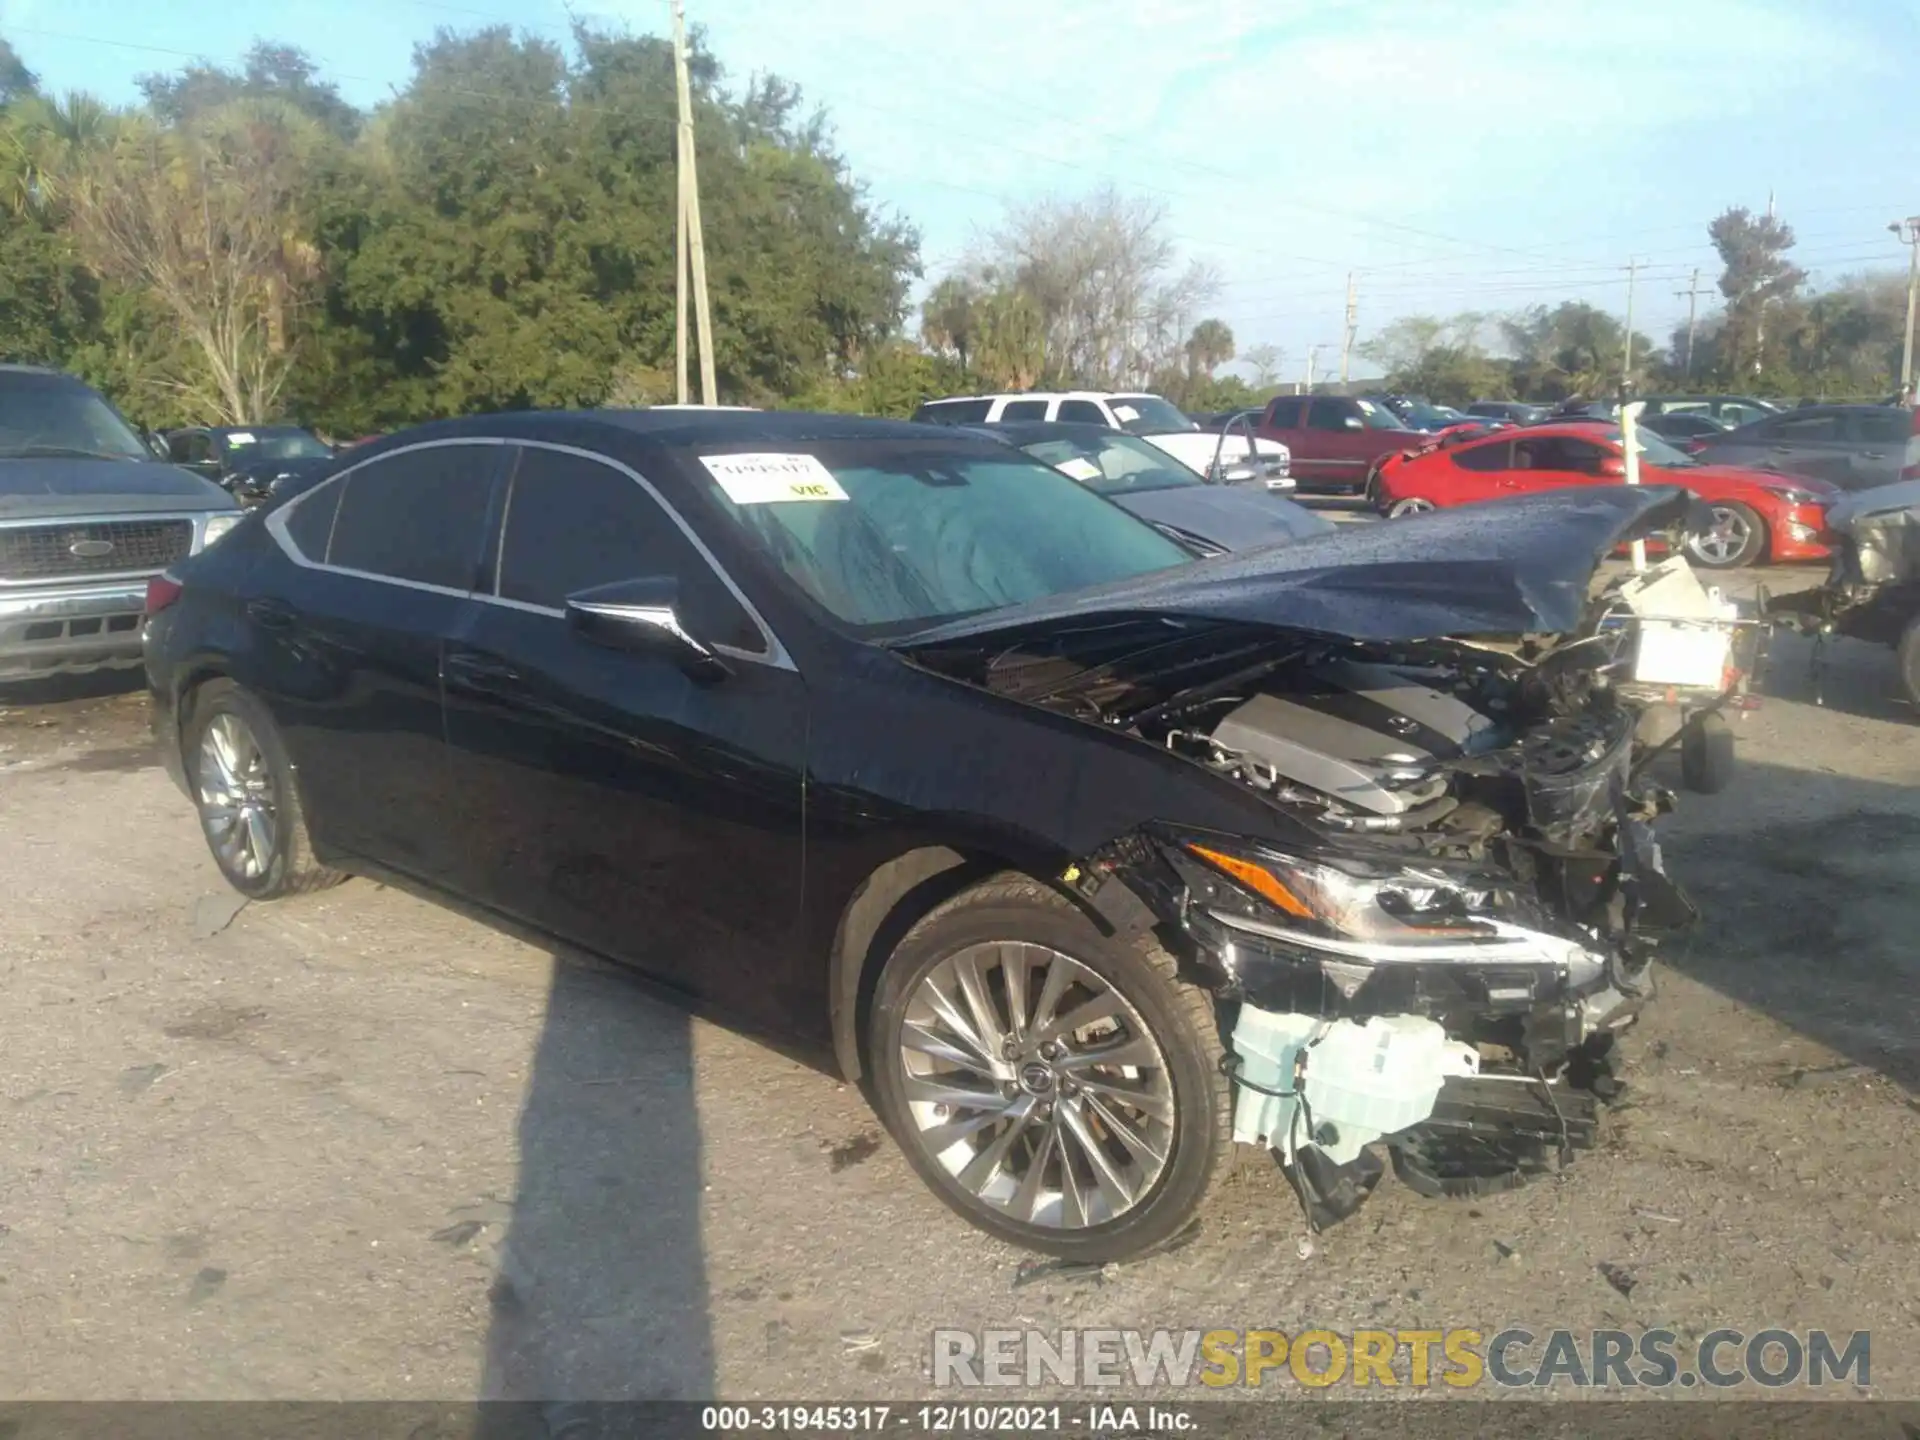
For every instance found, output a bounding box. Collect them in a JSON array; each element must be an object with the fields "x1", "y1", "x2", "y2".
[
  {"x1": 1685, "y1": 501, "x2": 1766, "y2": 569},
  {"x1": 1388, "y1": 496, "x2": 1437, "y2": 519},
  {"x1": 869, "y1": 875, "x2": 1227, "y2": 1262},
  {"x1": 186, "y1": 680, "x2": 342, "y2": 900}
]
